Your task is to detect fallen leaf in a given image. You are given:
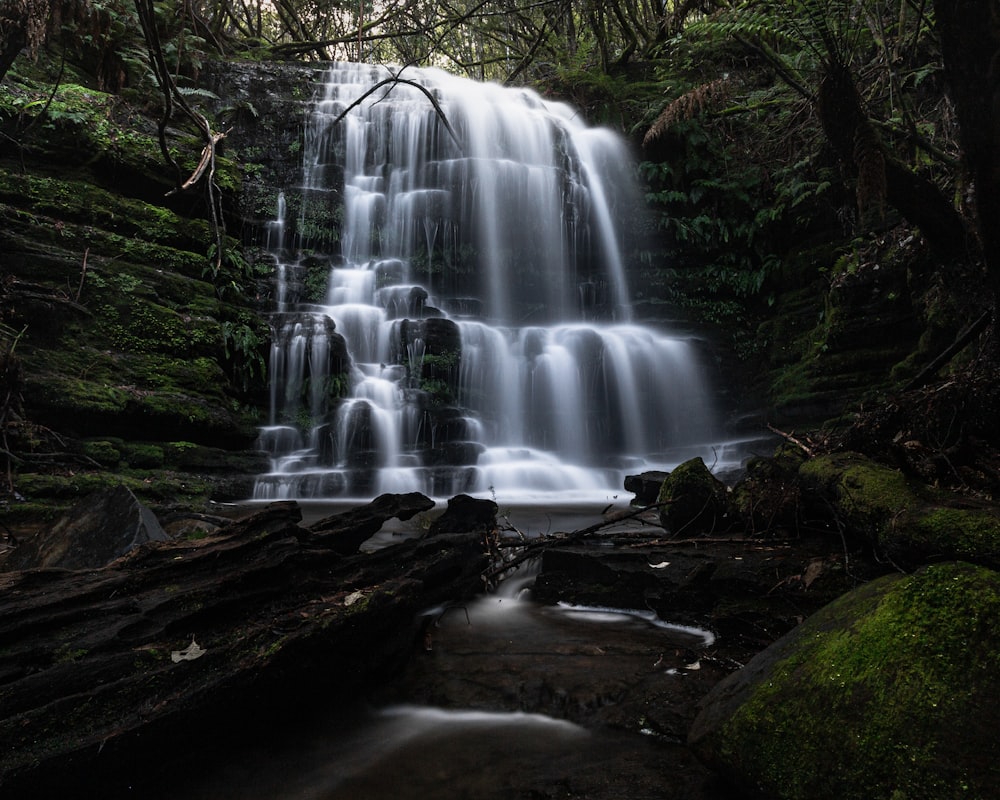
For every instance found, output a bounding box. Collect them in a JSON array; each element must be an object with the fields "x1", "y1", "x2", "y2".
[
  {"x1": 171, "y1": 638, "x2": 207, "y2": 663},
  {"x1": 344, "y1": 590, "x2": 366, "y2": 606},
  {"x1": 802, "y1": 558, "x2": 827, "y2": 589}
]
